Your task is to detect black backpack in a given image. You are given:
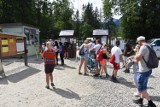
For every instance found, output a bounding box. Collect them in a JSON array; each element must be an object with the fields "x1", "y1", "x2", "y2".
[
  {"x1": 79, "y1": 45, "x2": 85, "y2": 56},
  {"x1": 143, "y1": 45, "x2": 159, "y2": 69}
]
